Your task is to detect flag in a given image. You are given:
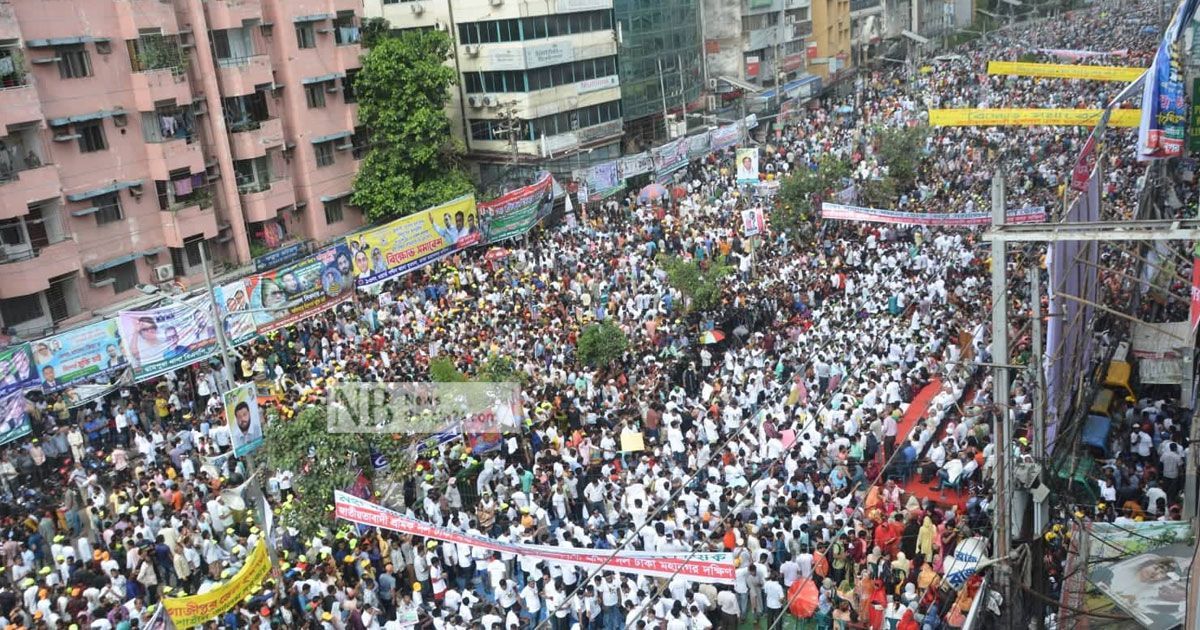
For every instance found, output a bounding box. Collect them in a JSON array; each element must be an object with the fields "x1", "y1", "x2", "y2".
[{"x1": 1137, "y1": 0, "x2": 1199, "y2": 160}]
